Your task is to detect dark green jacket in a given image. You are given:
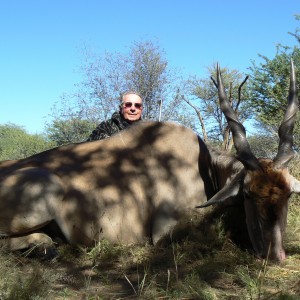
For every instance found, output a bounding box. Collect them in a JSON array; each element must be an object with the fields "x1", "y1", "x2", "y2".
[{"x1": 87, "y1": 112, "x2": 133, "y2": 141}]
